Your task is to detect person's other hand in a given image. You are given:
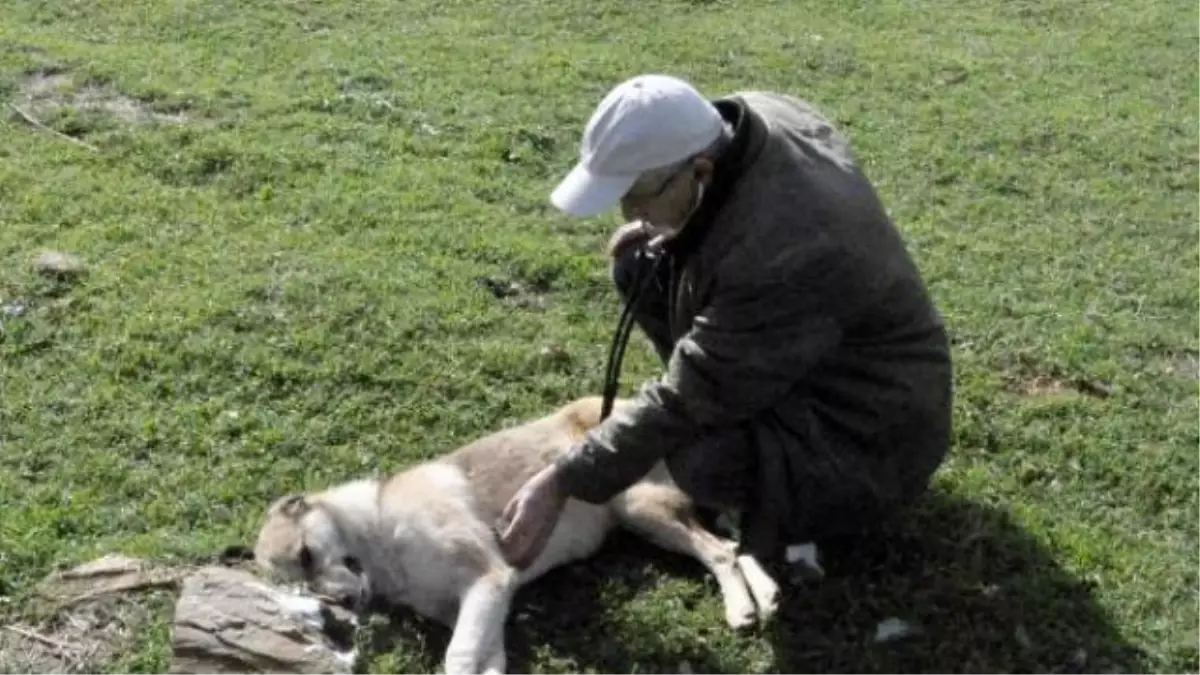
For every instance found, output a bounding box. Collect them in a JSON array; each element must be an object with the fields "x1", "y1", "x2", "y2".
[{"x1": 497, "y1": 464, "x2": 569, "y2": 569}]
